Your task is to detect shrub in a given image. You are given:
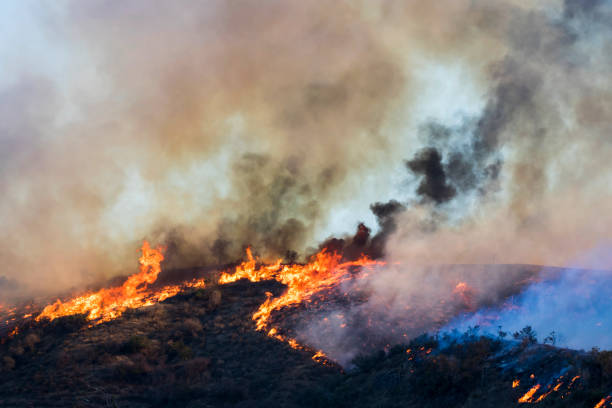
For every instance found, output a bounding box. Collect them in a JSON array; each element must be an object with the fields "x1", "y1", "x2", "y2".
[
  {"x1": 112, "y1": 355, "x2": 152, "y2": 383},
  {"x1": 543, "y1": 331, "x2": 558, "y2": 345},
  {"x1": 595, "y1": 350, "x2": 612, "y2": 382},
  {"x1": 121, "y1": 335, "x2": 151, "y2": 354},
  {"x1": 408, "y1": 355, "x2": 458, "y2": 397},
  {"x1": 513, "y1": 326, "x2": 537, "y2": 345},
  {"x1": 408, "y1": 333, "x2": 439, "y2": 351},
  {"x1": 352, "y1": 350, "x2": 385, "y2": 372},
  {"x1": 167, "y1": 340, "x2": 193, "y2": 361},
  {"x1": 181, "y1": 318, "x2": 203, "y2": 336},
  {"x1": 2, "y1": 356, "x2": 15, "y2": 371},
  {"x1": 208, "y1": 290, "x2": 222, "y2": 309},
  {"x1": 193, "y1": 289, "x2": 207, "y2": 300},
  {"x1": 46, "y1": 314, "x2": 89, "y2": 334},
  {"x1": 23, "y1": 333, "x2": 41, "y2": 352}
]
